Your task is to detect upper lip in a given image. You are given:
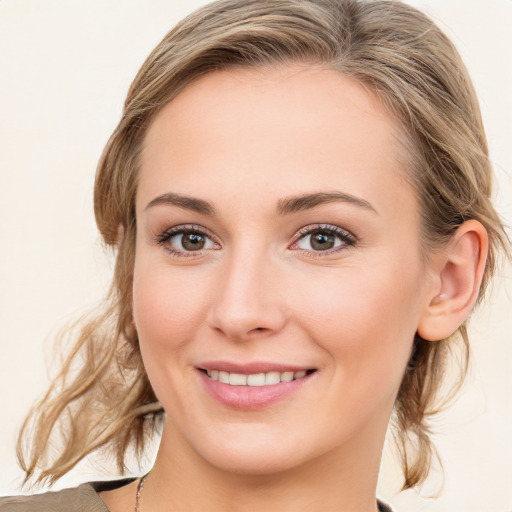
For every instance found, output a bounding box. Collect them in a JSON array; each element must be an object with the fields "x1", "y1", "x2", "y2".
[{"x1": 197, "y1": 361, "x2": 315, "y2": 374}]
